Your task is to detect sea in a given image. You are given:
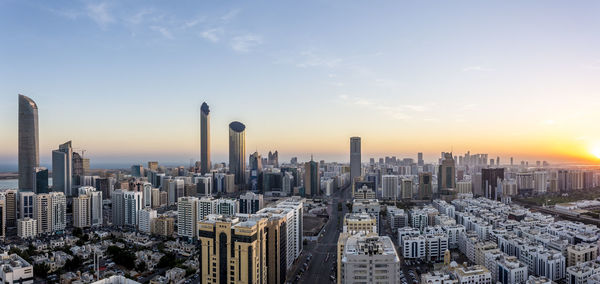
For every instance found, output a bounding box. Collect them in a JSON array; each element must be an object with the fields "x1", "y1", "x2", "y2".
[{"x1": 0, "y1": 179, "x2": 52, "y2": 190}]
